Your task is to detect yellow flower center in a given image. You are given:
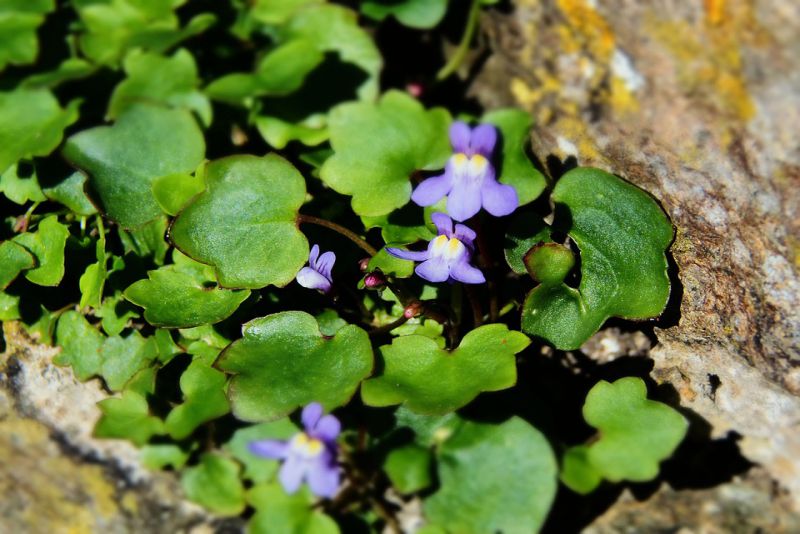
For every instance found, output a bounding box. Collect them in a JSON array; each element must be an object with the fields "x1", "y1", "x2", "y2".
[{"x1": 293, "y1": 433, "x2": 324, "y2": 456}]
